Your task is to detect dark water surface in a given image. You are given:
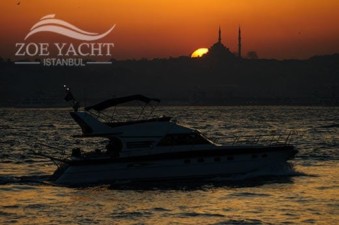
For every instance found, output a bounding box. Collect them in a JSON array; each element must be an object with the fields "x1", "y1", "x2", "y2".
[{"x1": 0, "y1": 106, "x2": 338, "y2": 224}]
